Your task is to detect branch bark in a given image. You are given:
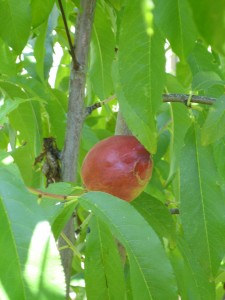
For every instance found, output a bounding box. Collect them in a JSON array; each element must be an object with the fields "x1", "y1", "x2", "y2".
[
  {"x1": 162, "y1": 93, "x2": 216, "y2": 105},
  {"x1": 86, "y1": 93, "x2": 216, "y2": 116},
  {"x1": 58, "y1": 1, "x2": 96, "y2": 298}
]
